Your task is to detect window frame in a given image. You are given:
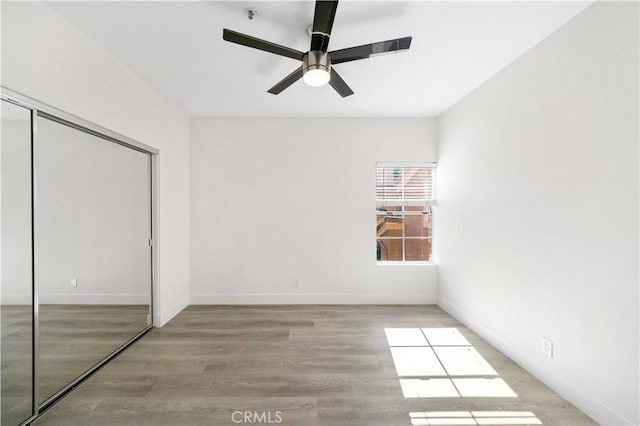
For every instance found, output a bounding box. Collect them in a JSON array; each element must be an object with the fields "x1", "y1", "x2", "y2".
[{"x1": 376, "y1": 162, "x2": 436, "y2": 264}]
